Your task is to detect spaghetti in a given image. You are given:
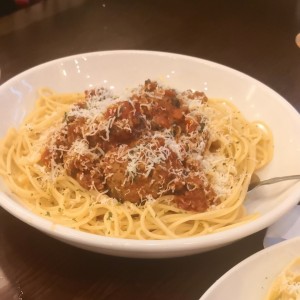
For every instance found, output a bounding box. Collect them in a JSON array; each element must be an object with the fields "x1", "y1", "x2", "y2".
[
  {"x1": 0, "y1": 80, "x2": 273, "y2": 239},
  {"x1": 265, "y1": 257, "x2": 300, "y2": 300}
]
